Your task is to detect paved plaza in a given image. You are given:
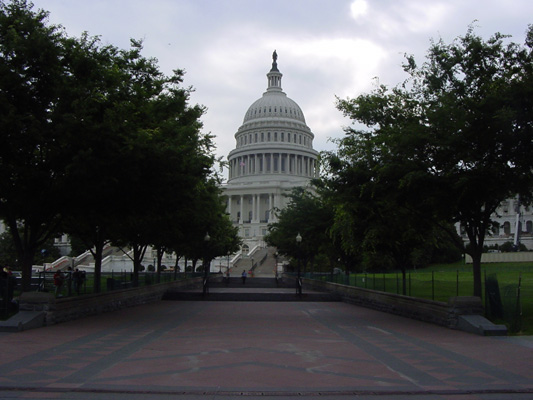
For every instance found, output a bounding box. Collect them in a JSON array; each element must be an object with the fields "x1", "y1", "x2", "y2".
[{"x1": 0, "y1": 298, "x2": 532, "y2": 400}]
